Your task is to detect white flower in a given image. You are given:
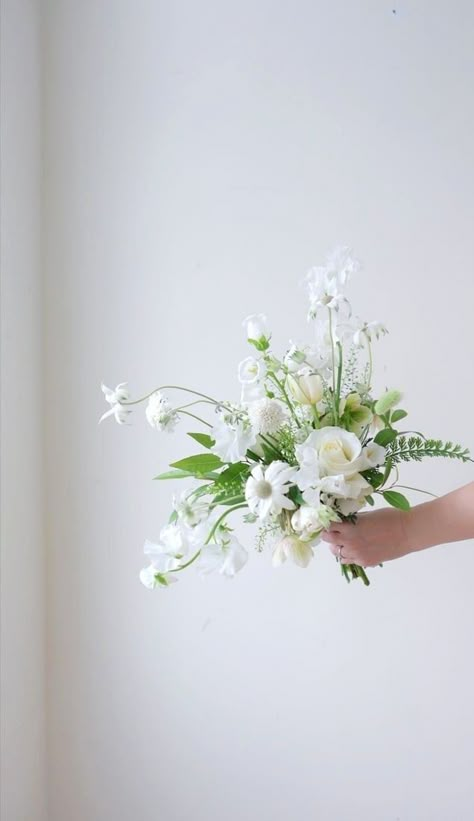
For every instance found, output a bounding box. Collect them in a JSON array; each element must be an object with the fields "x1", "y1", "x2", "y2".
[
  {"x1": 287, "y1": 370, "x2": 324, "y2": 405},
  {"x1": 173, "y1": 488, "x2": 210, "y2": 527},
  {"x1": 272, "y1": 534, "x2": 314, "y2": 568},
  {"x1": 211, "y1": 415, "x2": 256, "y2": 462},
  {"x1": 305, "y1": 247, "x2": 358, "y2": 319},
  {"x1": 297, "y1": 427, "x2": 365, "y2": 478},
  {"x1": 295, "y1": 441, "x2": 321, "y2": 491},
  {"x1": 362, "y1": 442, "x2": 386, "y2": 469},
  {"x1": 248, "y1": 398, "x2": 288, "y2": 435},
  {"x1": 353, "y1": 320, "x2": 388, "y2": 347},
  {"x1": 291, "y1": 505, "x2": 324, "y2": 542},
  {"x1": 238, "y1": 356, "x2": 263, "y2": 384},
  {"x1": 198, "y1": 533, "x2": 248, "y2": 578},
  {"x1": 145, "y1": 391, "x2": 179, "y2": 432},
  {"x1": 240, "y1": 380, "x2": 266, "y2": 405},
  {"x1": 139, "y1": 565, "x2": 178, "y2": 589},
  {"x1": 243, "y1": 313, "x2": 269, "y2": 344},
  {"x1": 245, "y1": 461, "x2": 296, "y2": 520},
  {"x1": 100, "y1": 382, "x2": 132, "y2": 424},
  {"x1": 320, "y1": 473, "x2": 372, "y2": 500}
]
